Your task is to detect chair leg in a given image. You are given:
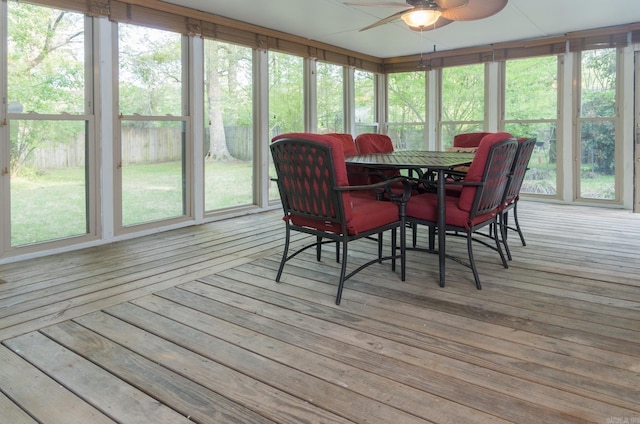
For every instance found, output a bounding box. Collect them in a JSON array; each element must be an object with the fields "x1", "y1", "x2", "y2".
[
  {"x1": 315, "y1": 236, "x2": 322, "y2": 261},
  {"x1": 412, "y1": 222, "x2": 417, "y2": 248},
  {"x1": 391, "y1": 228, "x2": 397, "y2": 271},
  {"x1": 428, "y1": 226, "x2": 435, "y2": 251},
  {"x1": 466, "y1": 229, "x2": 482, "y2": 290},
  {"x1": 400, "y1": 220, "x2": 406, "y2": 281},
  {"x1": 335, "y1": 239, "x2": 349, "y2": 305},
  {"x1": 512, "y1": 202, "x2": 526, "y2": 246},
  {"x1": 493, "y1": 219, "x2": 509, "y2": 269},
  {"x1": 378, "y1": 231, "x2": 384, "y2": 263},
  {"x1": 276, "y1": 225, "x2": 291, "y2": 282},
  {"x1": 499, "y1": 212, "x2": 513, "y2": 261}
]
